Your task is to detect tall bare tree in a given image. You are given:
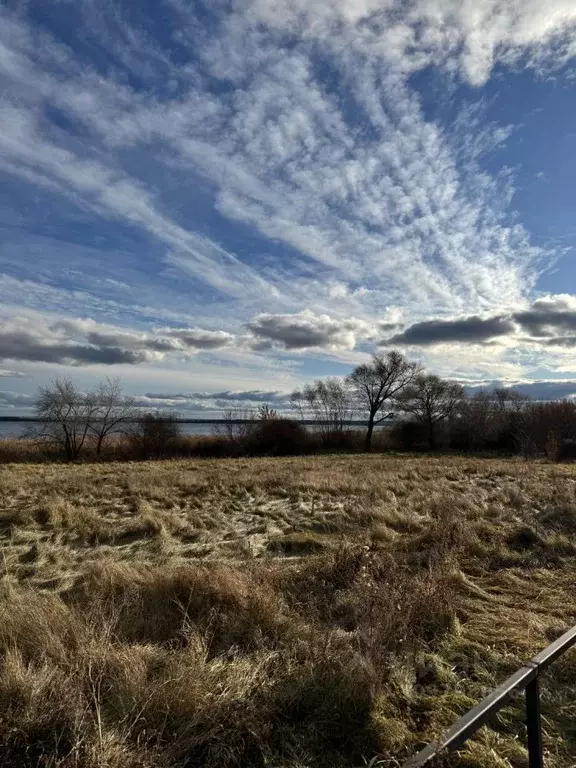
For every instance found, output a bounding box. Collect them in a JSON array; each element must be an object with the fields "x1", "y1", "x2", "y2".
[
  {"x1": 396, "y1": 374, "x2": 465, "y2": 450},
  {"x1": 348, "y1": 351, "x2": 420, "y2": 452},
  {"x1": 90, "y1": 377, "x2": 137, "y2": 454},
  {"x1": 291, "y1": 378, "x2": 354, "y2": 439},
  {"x1": 33, "y1": 377, "x2": 97, "y2": 461}
]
